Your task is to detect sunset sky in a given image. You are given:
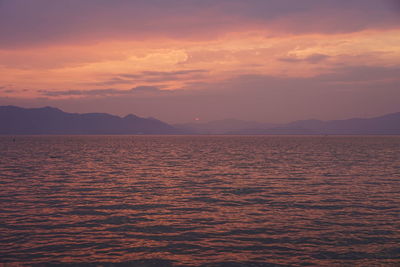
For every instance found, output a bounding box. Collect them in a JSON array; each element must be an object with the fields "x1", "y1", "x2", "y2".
[{"x1": 1, "y1": 0, "x2": 399, "y2": 123}]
